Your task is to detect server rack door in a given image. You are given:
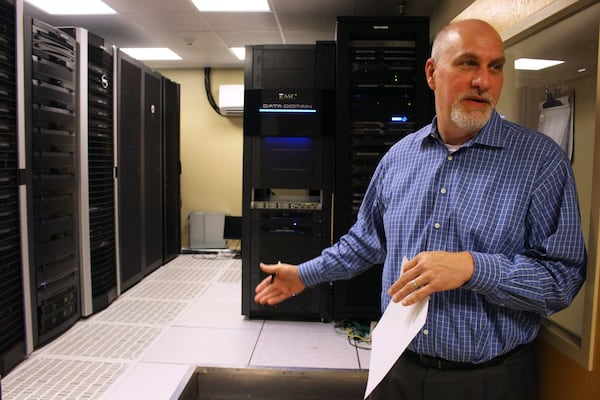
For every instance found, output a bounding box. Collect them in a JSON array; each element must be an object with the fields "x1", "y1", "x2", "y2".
[
  {"x1": 117, "y1": 53, "x2": 143, "y2": 291},
  {"x1": 142, "y1": 69, "x2": 163, "y2": 274},
  {"x1": 0, "y1": 0, "x2": 26, "y2": 376},
  {"x1": 162, "y1": 77, "x2": 181, "y2": 263},
  {"x1": 24, "y1": 17, "x2": 81, "y2": 347},
  {"x1": 333, "y1": 16, "x2": 432, "y2": 322}
]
